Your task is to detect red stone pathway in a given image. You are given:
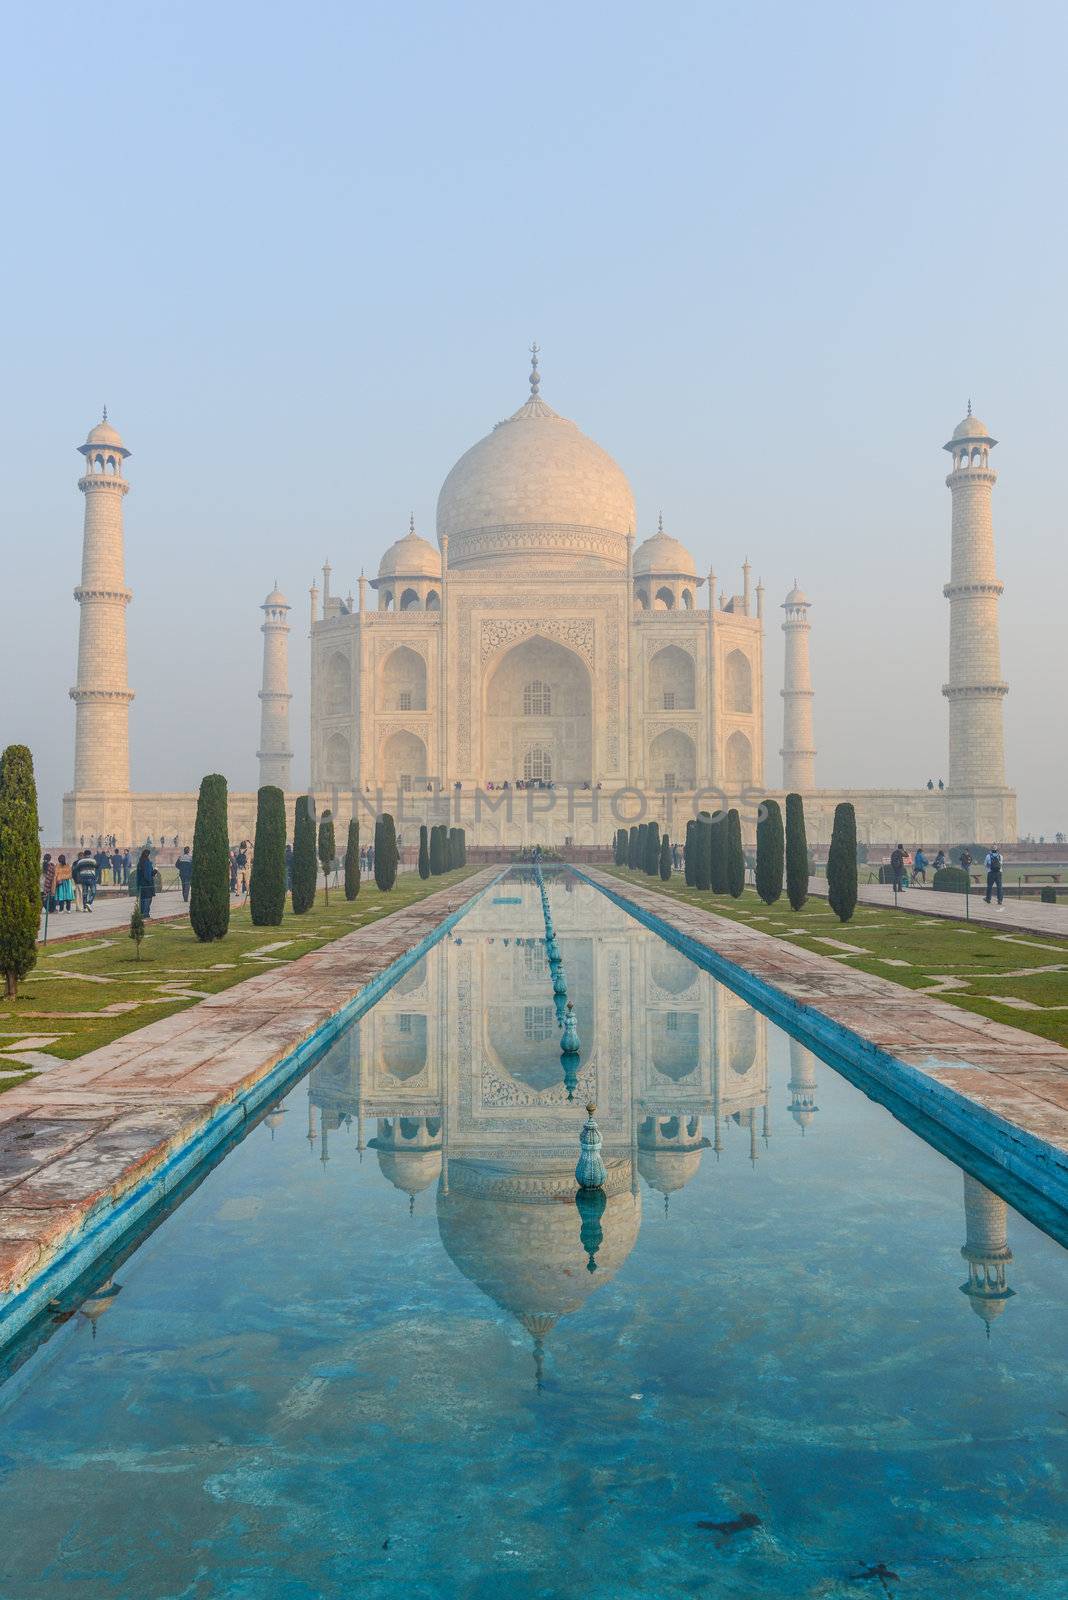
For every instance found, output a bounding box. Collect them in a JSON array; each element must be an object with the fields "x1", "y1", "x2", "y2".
[{"x1": 0, "y1": 870, "x2": 498, "y2": 1310}]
